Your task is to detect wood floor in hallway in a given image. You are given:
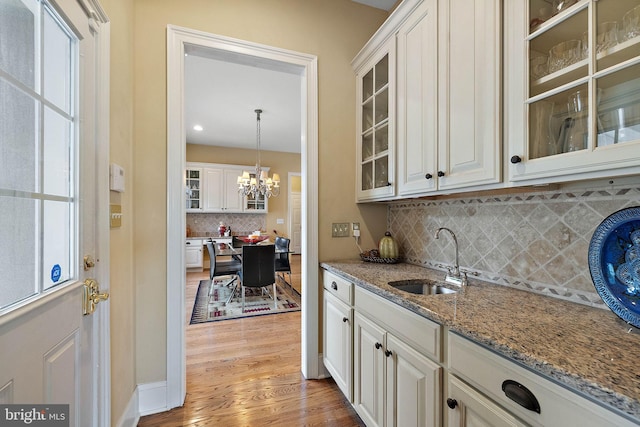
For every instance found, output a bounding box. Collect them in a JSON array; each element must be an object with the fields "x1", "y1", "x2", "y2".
[{"x1": 137, "y1": 265, "x2": 363, "y2": 426}]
